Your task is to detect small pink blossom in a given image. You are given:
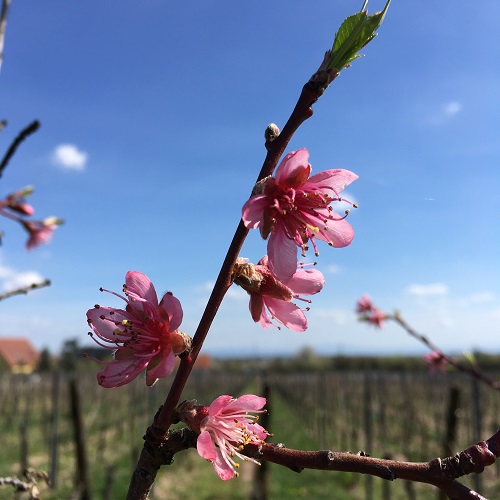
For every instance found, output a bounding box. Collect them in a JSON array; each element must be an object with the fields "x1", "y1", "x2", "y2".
[
  {"x1": 5, "y1": 186, "x2": 35, "y2": 216},
  {"x1": 356, "y1": 294, "x2": 374, "y2": 313},
  {"x1": 179, "y1": 395, "x2": 268, "y2": 480},
  {"x1": 86, "y1": 271, "x2": 190, "y2": 388},
  {"x1": 356, "y1": 295, "x2": 386, "y2": 328},
  {"x1": 23, "y1": 216, "x2": 63, "y2": 250},
  {"x1": 423, "y1": 350, "x2": 448, "y2": 373},
  {"x1": 233, "y1": 256, "x2": 324, "y2": 332},
  {"x1": 242, "y1": 148, "x2": 358, "y2": 281}
]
